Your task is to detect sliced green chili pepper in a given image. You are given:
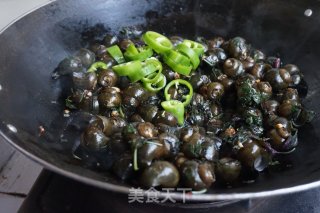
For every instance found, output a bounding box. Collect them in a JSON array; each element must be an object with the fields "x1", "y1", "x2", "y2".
[
  {"x1": 112, "y1": 61, "x2": 141, "y2": 76},
  {"x1": 143, "y1": 73, "x2": 166, "y2": 92},
  {"x1": 106, "y1": 45, "x2": 125, "y2": 64},
  {"x1": 112, "y1": 61, "x2": 143, "y2": 82},
  {"x1": 164, "y1": 79, "x2": 193, "y2": 106},
  {"x1": 176, "y1": 43, "x2": 200, "y2": 70},
  {"x1": 161, "y1": 100, "x2": 185, "y2": 125},
  {"x1": 163, "y1": 55, "x2": 193, "y2": 76},
  {"x1": 182, "y1": 40, "x2": 205, "y2": 56},
  {"x1": 164, "y1": 49, "x2": 191, "y2": 66},
  {"x1": 112, "y1": 58, "x2": 161, "y2": 82},
  {"x1": 141, "y1": 69, "x2": 162, "y2": 84},
  {"x1": 88, "y1": 61, "x2": 108, "y2": 72},
  {"x1": 144, "y1": 57, "x2": 162, "y2": 72},
  {"x1": 141, "y1": 57, "x2": 162, "y2": 83},
  {"x1": 139, "y1": 57, "x2": 161, "y2": 80},
  {"x1": 142, "y1": 31, "x2": 173, "y2": 54},
  {"x1": 124, "y1": 43, "x2": 153, "y2": 61},
  {"x1": 162, "y1": 49, "x2": 193, "y2": 76}
]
